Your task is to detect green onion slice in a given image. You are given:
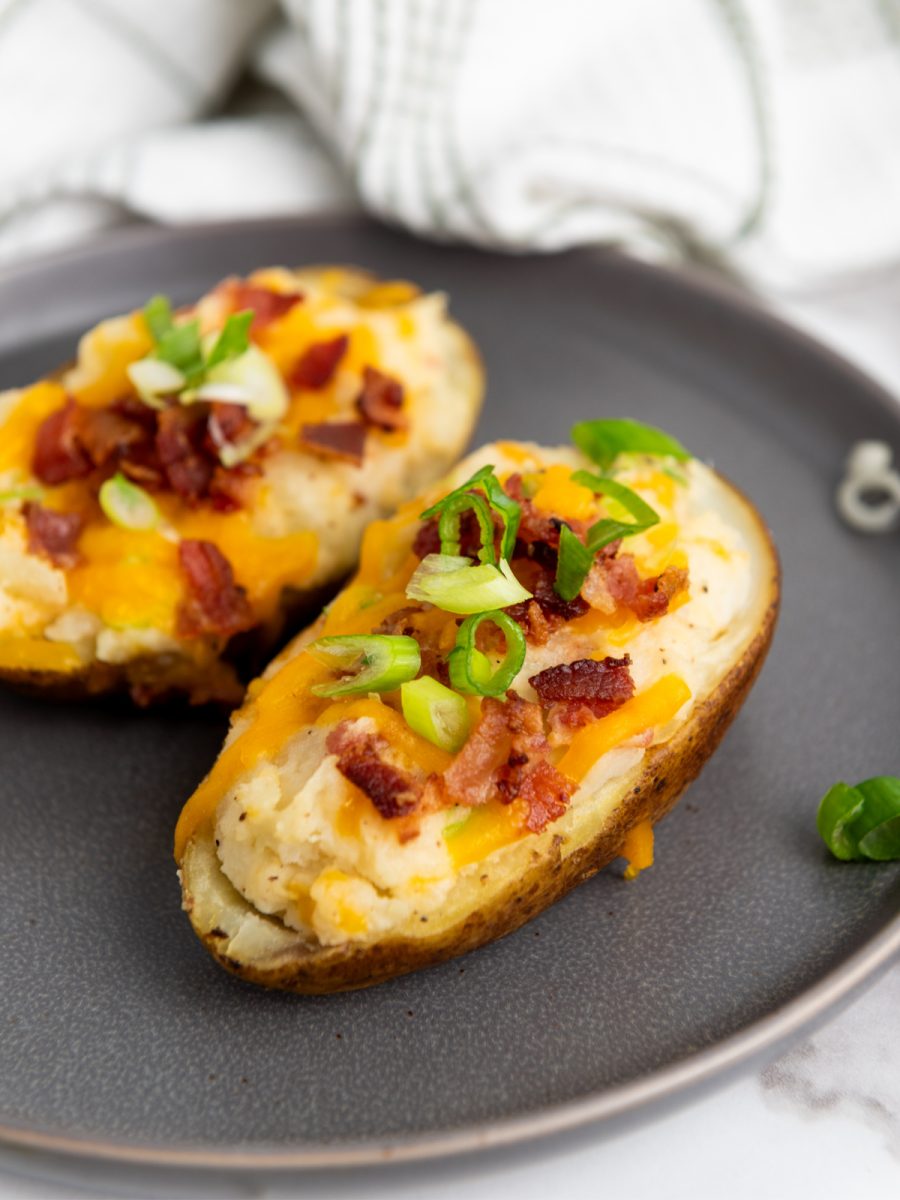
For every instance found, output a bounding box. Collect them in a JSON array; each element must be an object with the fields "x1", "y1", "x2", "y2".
[
  {"x1": 421, "y1": 465, "x2": 521, "y2": 562},
  {"x1": 817, "y1": 776, "x2": 900, "y2": 862},
  {"x1": 401, "y1": 676, "x2": 471, "y2": 752},
  {"x1": 205, "y1": 310, "x2": 253, "y2": 371},
  {"x1": 571, "y1": 418, "x2": 691, "y2": 471},
  {"x1": 0, "y1": 484, "x2": 44, "y2": 505},
  {"x1": 448, "y1": 609, "x2": 527, "y2": 697},
  {"x1": 436, "y1": 492, "x2": 497, "y2": 564},
  {"x1": 406, "y1": 554, "x2": 532, "y2": 614},
  {"x1": 553, "y1": 473, "x2": 661, "y2": 601},
  {"x1": 98, "y1": 473, "x2": 160, "y2": 531},
  {"x1": 309, "y1": 634, "x2": 420, "y2": 697}
]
